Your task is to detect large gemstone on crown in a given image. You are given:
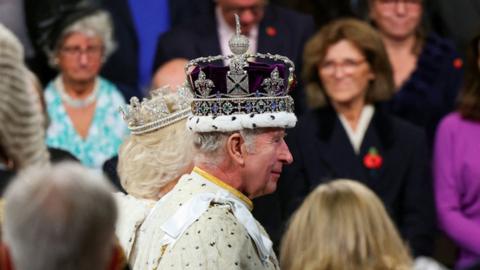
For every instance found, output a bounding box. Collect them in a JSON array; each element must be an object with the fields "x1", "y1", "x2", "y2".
[
  {"x1": 212, "y1": 102, "x2": 219, "y2": 114},
  {"x1": 222, "y1": 102, "x2": 234, "y2": 114},
  {"x1": 279, "y1": 100, "x2": 286, "y2": 111},
  {"x1": 244, "y1": 102, "x2": 253, "y2": 113},
  {"x1": 255, "y1": 100, "x2": 267, "y2": 113},
  {"x1": 199, "y1": 102, "x2": 210, "y2": 115},
  {"x1": 270, "y1": 101, "x2": 277, "y2": 111}
]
